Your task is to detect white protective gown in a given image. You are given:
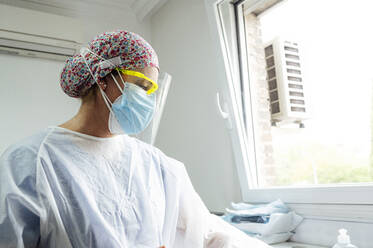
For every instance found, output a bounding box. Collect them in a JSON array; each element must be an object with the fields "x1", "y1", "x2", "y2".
[{"x1": 0, "y1": 126, "x2": 270, "y2": 248}]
